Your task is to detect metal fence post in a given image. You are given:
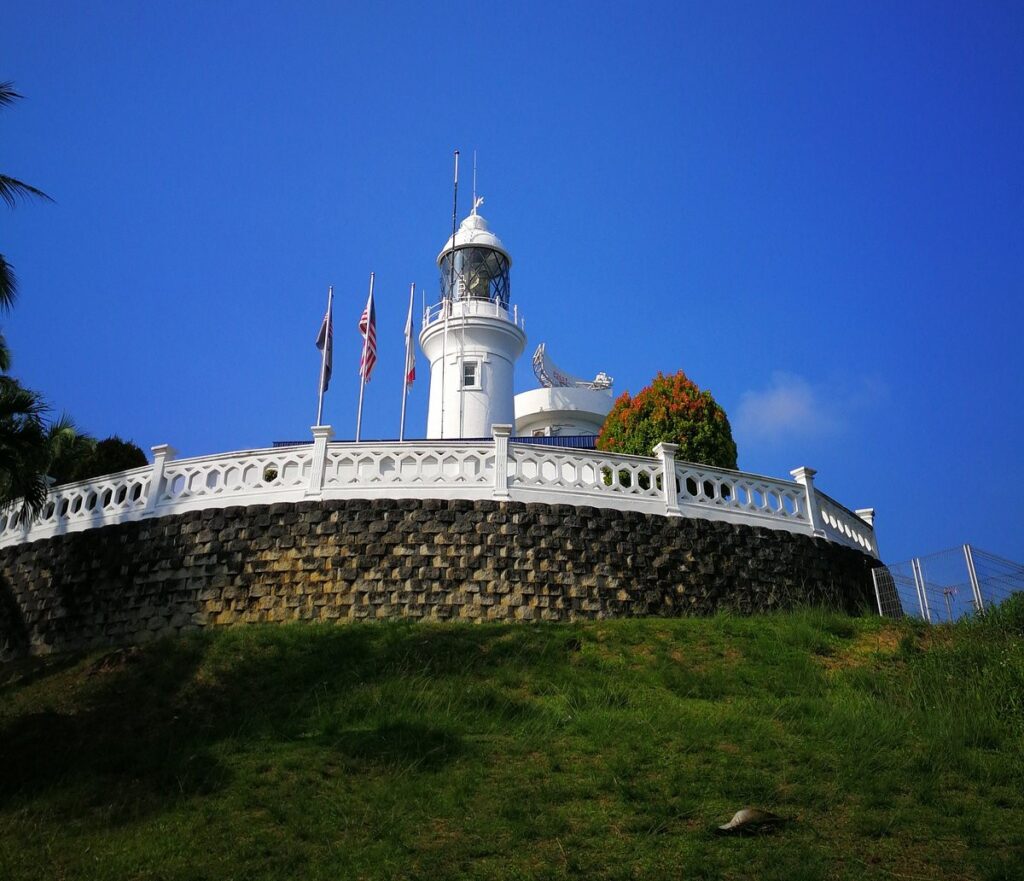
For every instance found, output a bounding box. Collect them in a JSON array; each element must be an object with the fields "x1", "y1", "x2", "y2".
[
  {"x1": 145, "y1": 444, "x2": 177, "y2": 514},
  {"x1": 964, "y1": 544, "x2": 984, "y2": 612},
  {"x1": 653, "y1": 442, "x2": 680, "y2": 515},
  {"x1": 911, "y1": 557, "x2": 931, "y2": 623},
  {"x1": 871, "y1": 568, "x2": 885, "y2": 617},
  {"x1": 492, "y1": 424, "x2": 512, "y2": 500}
]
